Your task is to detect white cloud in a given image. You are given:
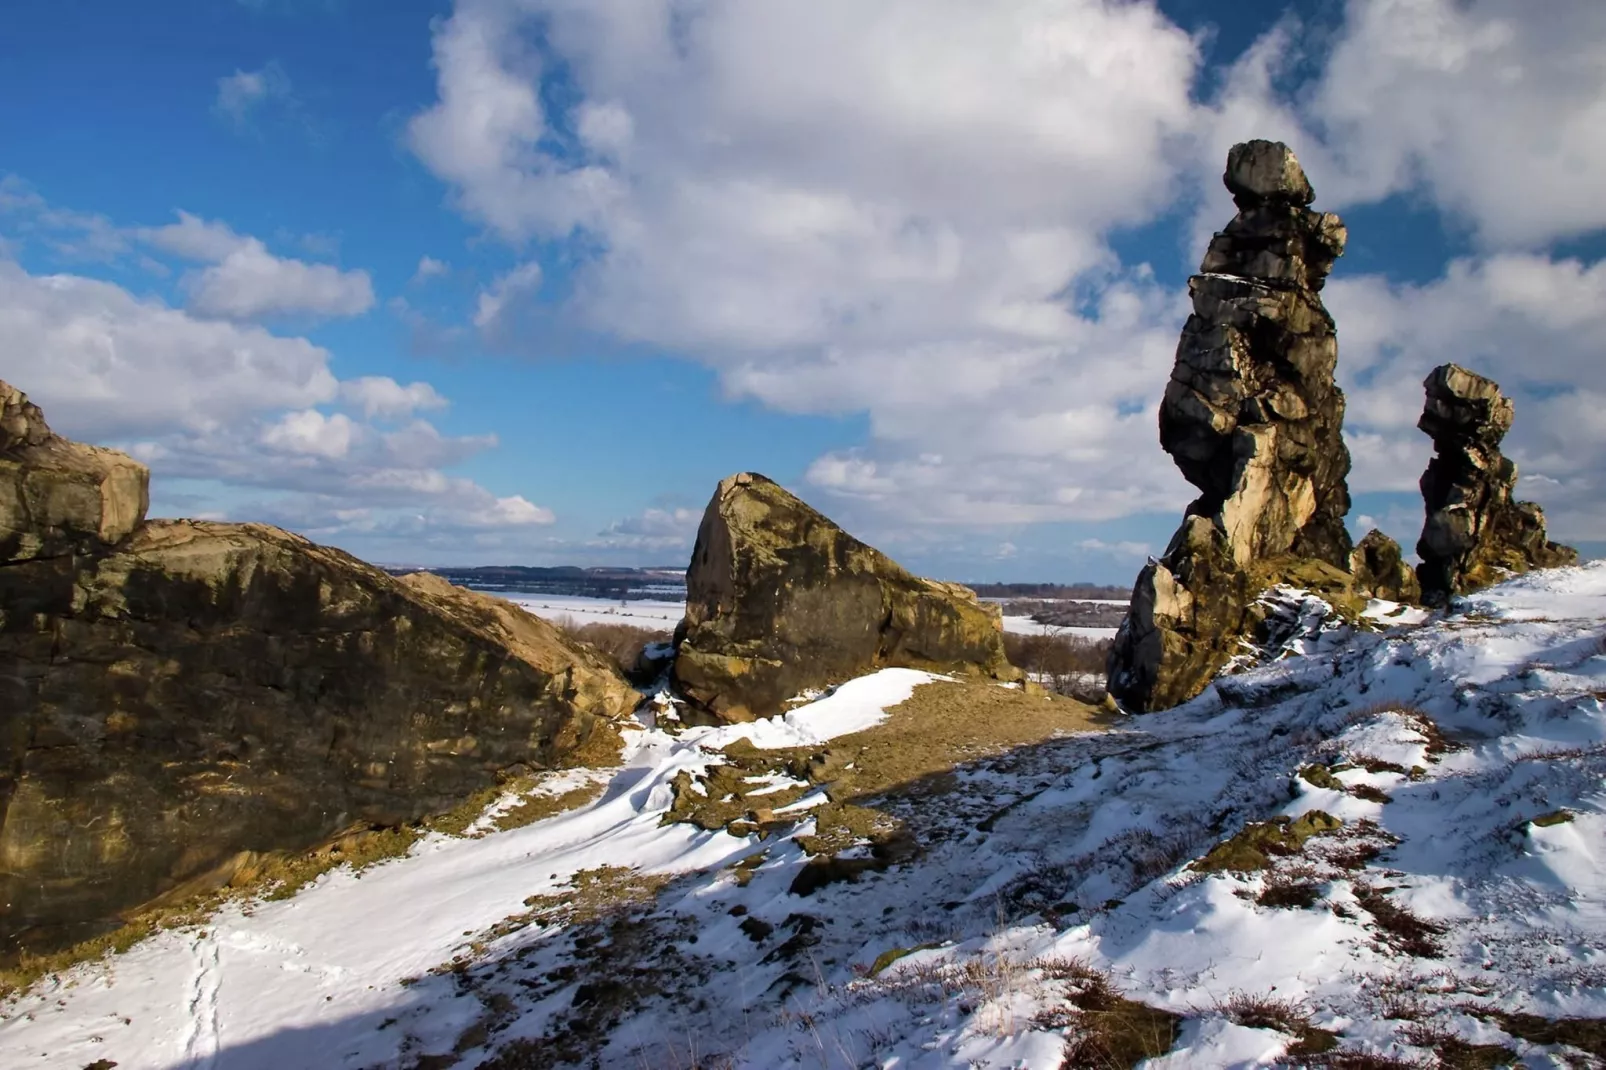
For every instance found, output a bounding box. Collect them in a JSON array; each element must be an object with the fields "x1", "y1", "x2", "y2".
[
  {"x1": 411, "y1": 0, "x2": 1202, "y2": 525},
  {"x1": 139, "y1": 210, "x2": 375, "y2": 321},
  {"x1": 260, "y1": 408, "x2": 357, "y2": 458},
  {"x1": 0, "y1": 257, "x2": 553, "y2": 541},
  {"x1": 412, "y1": 255, "x2": 450, "y2": 284},
  {"x1": 472, "y1": 260, "x2": 542, "y2": 332},
  {"x1": 1203, "y1": 0, "x2": 1606, "y2": 251},
  {"x1": 1327, "y1": 253, "x2": 1606, "y2": 540},
  {"x1": 339, "y1": 376, "x2": 448, "y2": 419},
  {"x1": 214, "y1": 63, "x2": 293, "y2": 129},
  {"x1": 406, "y1": 0, "x2": 1606, "y2": 546}
]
